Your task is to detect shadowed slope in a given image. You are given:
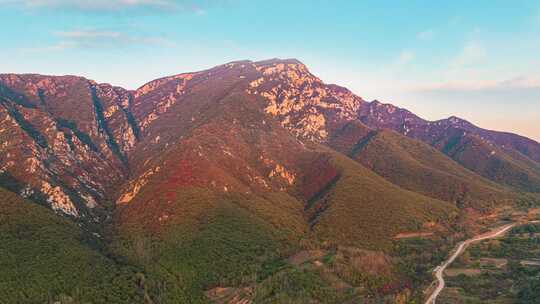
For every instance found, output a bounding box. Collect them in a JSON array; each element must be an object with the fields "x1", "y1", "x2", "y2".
[
  {"x1": 303, "y1": 146, "x2": 458, "y2": 250},
  {"x1": 358, "y1": 101, "x2": 540, "y2": 193},
  {"x1": 329, "y1": 121, "x2": 516, "y2": 209}
]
